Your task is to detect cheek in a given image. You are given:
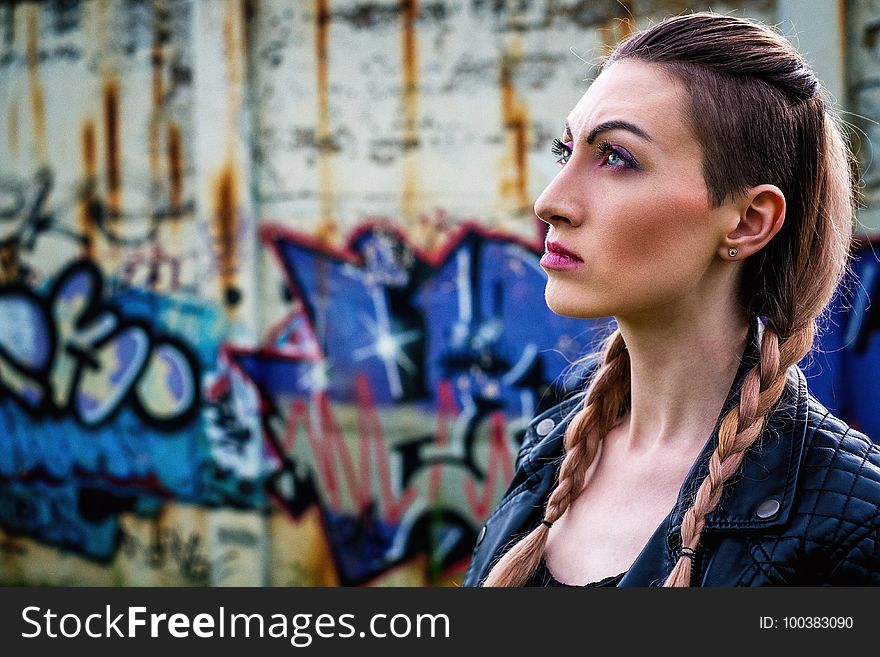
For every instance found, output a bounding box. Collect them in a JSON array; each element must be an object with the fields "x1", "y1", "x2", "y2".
[{"x1": 597, "y1": 188, "x2": 713, "y2": 271}]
